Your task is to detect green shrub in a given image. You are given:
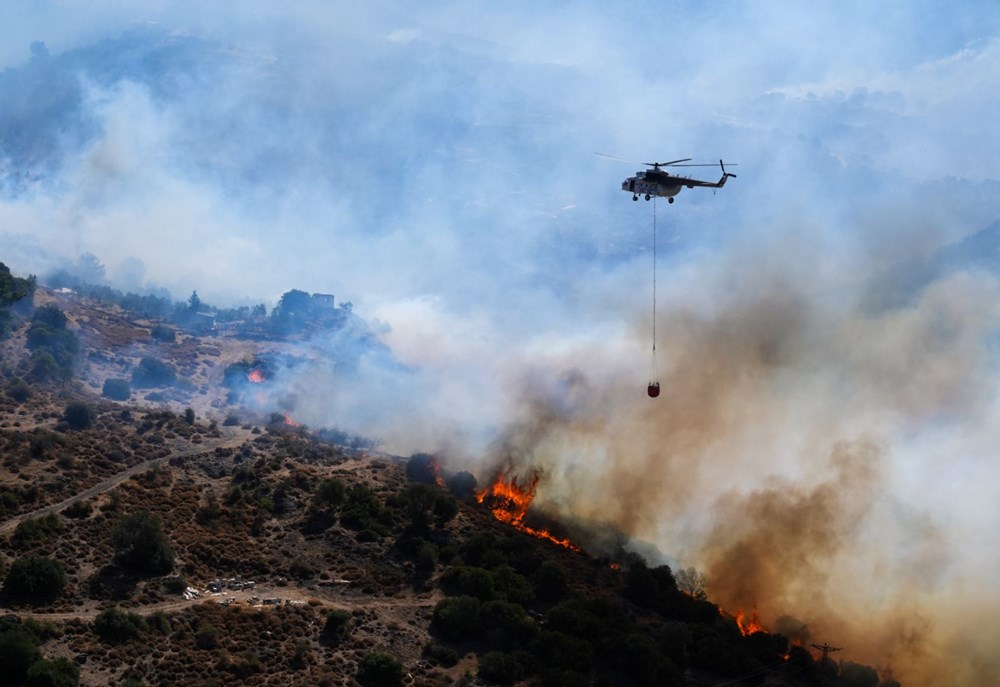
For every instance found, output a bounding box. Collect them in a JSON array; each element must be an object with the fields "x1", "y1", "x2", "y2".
[
  {"x1": 356, "y1": 652, "x2": 403, "y2": 687},
  {"x1": 6, "y1": 377, "x2": 31, "y2": 402},
  {"x1": 25, "y1": 657, "x2": 80, "y2": 687},
  {"x1": 150, "y1": 324, "x2": 176, "y2": 342},
  {"x1": 4, "y1": 555, "x2": 67, "y2": 603},
  {"x1": 63, "y1": 401, "x2": 95, "y2": 430},
  {"x1": 94, "y1": 607, "x2": 146, "y2": 644},
  {"x1": 12, "y1": 513, "x2": 63, "y2": 549},
  {"x1": 131, "y1": 357, "x2": 176, "y2": 388},
  {"x1": 102, "y1": 378, "x2": 131, "y2": 401},
  {"x1": 0, "y1": 627, "x2": 42, "y2": 684},
  {"x1": 111, "y1": 511, "x2": 174, "y2": 574},
  {"x1": 431, "y1": 595, "x2": 481, "y2": 641},
  {"x1": 478, "y1": 650, "x2": 530, "y2": 685},
  {"x1": 321, "y1": 609, "x2": 352, "y2": 644}
]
